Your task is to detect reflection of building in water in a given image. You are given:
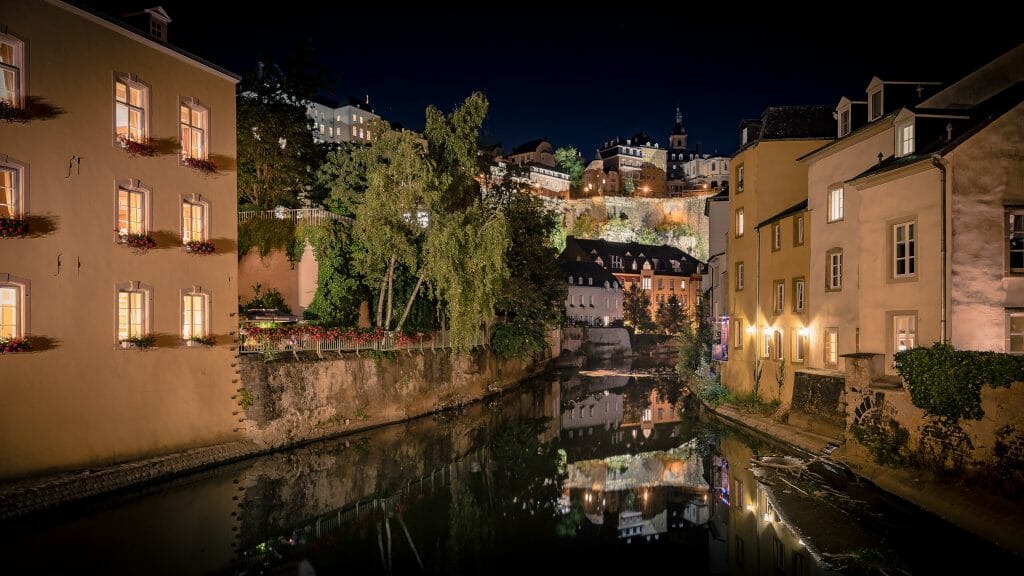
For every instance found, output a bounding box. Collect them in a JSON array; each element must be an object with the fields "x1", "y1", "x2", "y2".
[
  {"x1": 564, "y1": 443, "x2": 710, "y2": 541},
  {"x1": 622, "y1": 388, "x2": 683, "y2": 439}
]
